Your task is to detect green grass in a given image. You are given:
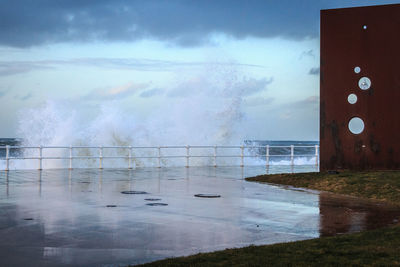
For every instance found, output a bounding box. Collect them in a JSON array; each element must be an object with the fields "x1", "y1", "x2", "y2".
[{"x1": 136, "y1": 171, "x2": 400, "y2": 266}]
